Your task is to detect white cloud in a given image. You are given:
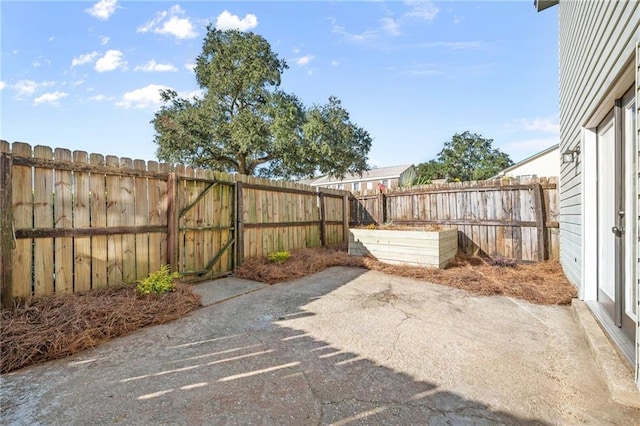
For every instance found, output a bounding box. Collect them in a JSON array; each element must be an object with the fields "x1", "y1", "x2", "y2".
[
  {"x1": 89, "y1": 94, "x2": 108, "y2": 101},
  {"x1": 0, "y1": 81, "x2": 5, "y2": 90},
  {"x1": 138, "y1": 5, "x2": 197, "y2": 40},
  {"x1": 134, "y1": 60, "x2": 178, "y2": 72},
  {"x1": 292, "y1": 48, "x2": 301, "y2": 54},
  {"x1": 184, "y1": 63, "x2": 196, "y2": 72},
  {"x1": 33, "y1": 91, "x2": 68, "y2": 106},
  {"x1": 33, "y1": 61, "x2": 42, "y2": 68},
  {"x1": 381, "y1": 17, "x2": 401, "y2": 36},
  {"x1": 48, "y1": 36, "x2": 54, "y2": 42},
  {"x1": 116, "y1": 85, "x2": 203, "y2": 109},
  {"x1": 404, "y1": 1, "x2": 440, "y2": 22},
  {"x1": 520, "y1": 118, "x2": 559, "y2": 134},
  {"x1": 94, "y1": 50, "x2": 126, "y2": 72},
  {"x1": 504, "y1": 117, "x2": 559, "y2": 134},
  {"x1": 100, "y1": 36, "x2": 110, "y2": 45},
  {"x1": 413, "y1": 41, "x2": 482, "y2": 50},
  {"x1": 85, "y1": 0, "x2": 117, "y2": 21},
  {"x1": 332, "y1": 24, "x2": 377, "y2": 43},
  {"x1": 215, "y1": 10, "x2": 258, "y2": 31},
  {"x1": 71, "y1": 51, "x2": 98, "y2": 68},
  {"x1": 13, "y1": 80, "x2": 39, "y2": 96},
  {"x1": 116, "y1": 84, "x2": 170, "y2": 109},
  {"x1": 331, "y1": 60, "x2": 339, "y2": 67},
  {"x1": 295, "y1": 55, "x2": 314, "y2": 66}
]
